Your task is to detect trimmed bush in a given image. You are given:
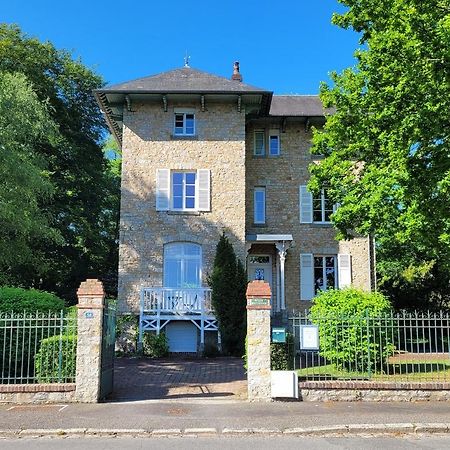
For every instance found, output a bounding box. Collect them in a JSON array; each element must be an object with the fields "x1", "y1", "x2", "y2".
[
  {"x1": 271, "y1": 333, "x2": 294, "y2": 370},
  {"x1": 0, "y1": 287, "x2": 65, "y2": 312},
  {"x1": 35, "y1": 334, "x2": 77, "y2": 383},
  {"x1": 309, "y1": 288, "x2": 394, "y2": 373},
  {"x1": 143, "y1": 332, "x2": 169, "y2": 358}
]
